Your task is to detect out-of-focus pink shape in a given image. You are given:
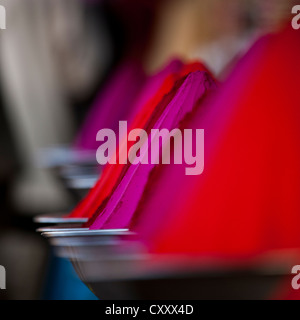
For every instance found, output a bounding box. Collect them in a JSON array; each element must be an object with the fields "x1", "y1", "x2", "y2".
[{"x1": 74, "y1": 59, "x2": 146, "y2": 151}]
